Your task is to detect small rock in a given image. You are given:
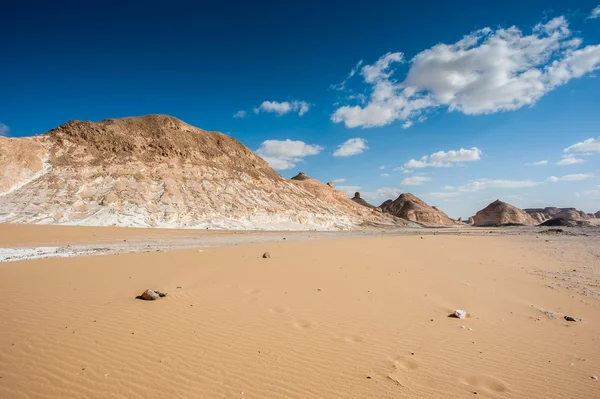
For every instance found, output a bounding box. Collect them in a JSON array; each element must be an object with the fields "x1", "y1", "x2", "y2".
[
  {"x1": 564, "y1": 315, "x2": 582, "y2": 322},
  {"x1": 592, "y1": 376, "x2": 598, "y2": 380},
  {"x1": 262, "y1": 252, "x2": 271, "y2": 259},
  {"x1": 139, "y1": 289, "x2": 167, "y2": 300},
  {"x1": 452, "y1": 309, "x2": 467, "y2": 319}
]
